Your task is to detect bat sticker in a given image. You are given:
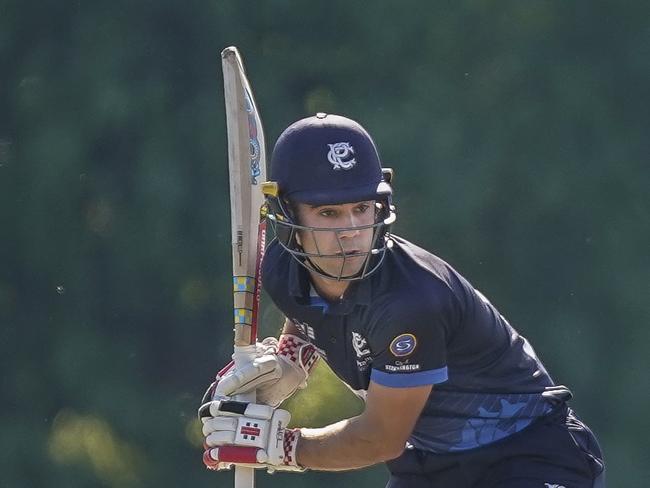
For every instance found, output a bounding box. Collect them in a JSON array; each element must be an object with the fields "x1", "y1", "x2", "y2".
[{"x1": 244, "y1": 88, "x2": 262, "y2": 184}]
